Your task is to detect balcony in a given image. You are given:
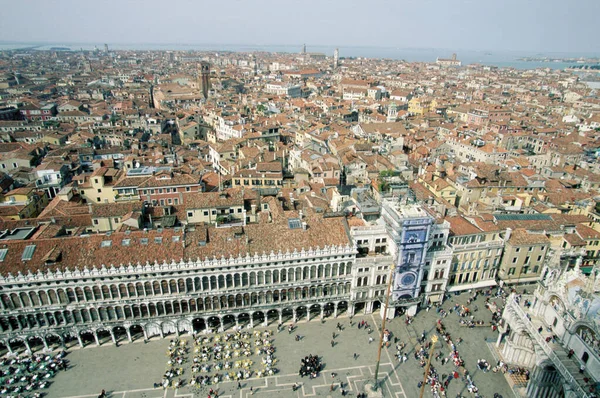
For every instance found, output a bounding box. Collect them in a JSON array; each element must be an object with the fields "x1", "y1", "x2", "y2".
[{"x1": 449, "y1": 239, "x2": 504, "y2": 252}]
